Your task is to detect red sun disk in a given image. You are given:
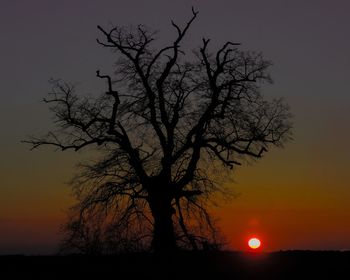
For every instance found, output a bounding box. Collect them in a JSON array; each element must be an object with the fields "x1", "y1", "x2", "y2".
[{"x1": 248, "y1": 237, "x2": 261, "y2": 249}]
